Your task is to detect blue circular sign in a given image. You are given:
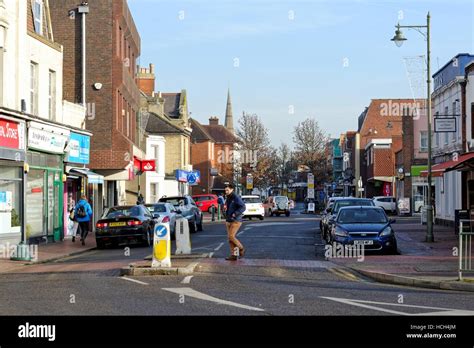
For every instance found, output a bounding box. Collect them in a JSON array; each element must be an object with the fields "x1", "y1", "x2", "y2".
[
  {"x1": 187, "y1": 172, "x2": 197, "y2": 185},
  {"x1": 155, "y1": 225, "x2": 168, "y2": 238}
]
